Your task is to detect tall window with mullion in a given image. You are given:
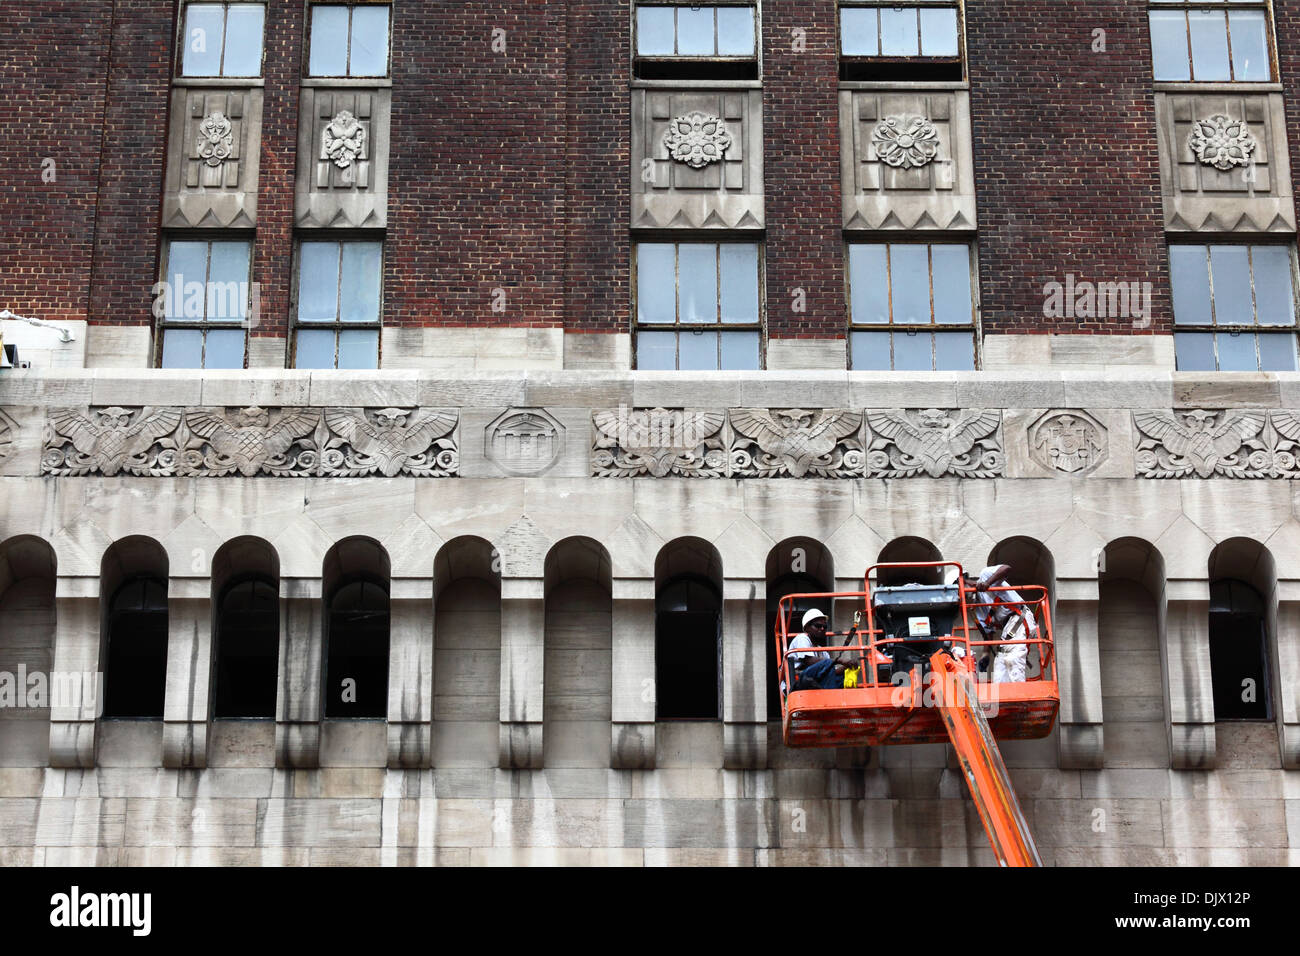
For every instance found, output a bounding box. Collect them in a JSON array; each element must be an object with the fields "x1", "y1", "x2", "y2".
[
  {"x1": 1148, "y1": 0, "x2": 1274, "y2": 82},
  {"x1": 634, "y1": 3, "x2": 758, "y2": 79},
  {"x1": 179, "y1": 2, "x2": 266, "y2": 78},
  {"x1": 848, "y1": 242, "x2": 977, "y2": 371},
  {"x1": 308, "y1": 3, "x2": 391, "y2": 78},
  {"x1": 839, "y1": 1, "x2": 964, "y2": 81},
  {"x1": 294, "y1": 240, "x2": 383, "y2": 369},
  {"x1": 158, "y1": 238, "x2": 250, "y2": 369},
  {"x1": 636, "y1": 241, "x2": 762, "y2": 370},
  {"x1": 1171, "y1": 243, "x2": 1298, "y2": 371}
]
